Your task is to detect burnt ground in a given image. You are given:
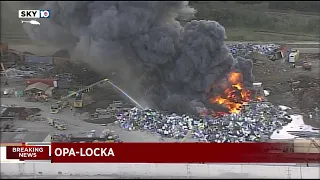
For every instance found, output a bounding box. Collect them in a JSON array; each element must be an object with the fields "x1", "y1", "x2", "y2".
[{"x1": 252, "y1": 53, "x2": 320, "y2": 127}]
